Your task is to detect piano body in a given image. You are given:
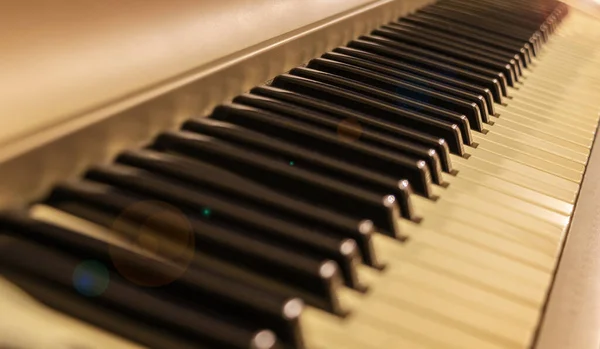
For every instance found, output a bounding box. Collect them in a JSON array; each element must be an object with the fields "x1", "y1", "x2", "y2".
[{"x1": 0, "y1": 0, "x2": 599, "y2": 348}]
